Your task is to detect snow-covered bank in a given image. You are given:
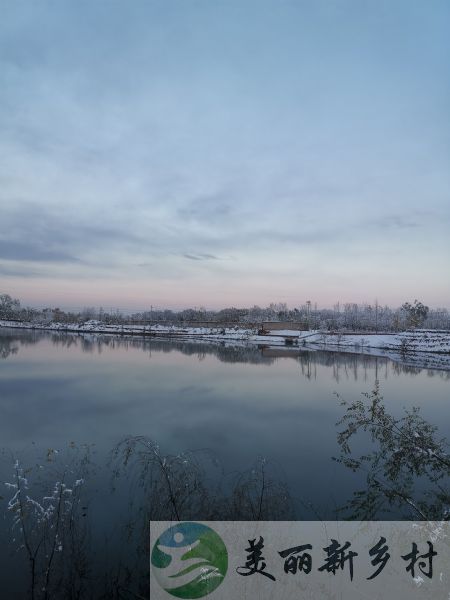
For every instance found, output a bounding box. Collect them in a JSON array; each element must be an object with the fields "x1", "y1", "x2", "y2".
[
  {"x1": 1, "y1": 320, "x2": 450, "y2": 370},
  {"x1": 296, "y1": 330, "x2": 450, "y2": 371},
  {"x1": 0, "y1": 319, "x2": 256, "y2": 341}
]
